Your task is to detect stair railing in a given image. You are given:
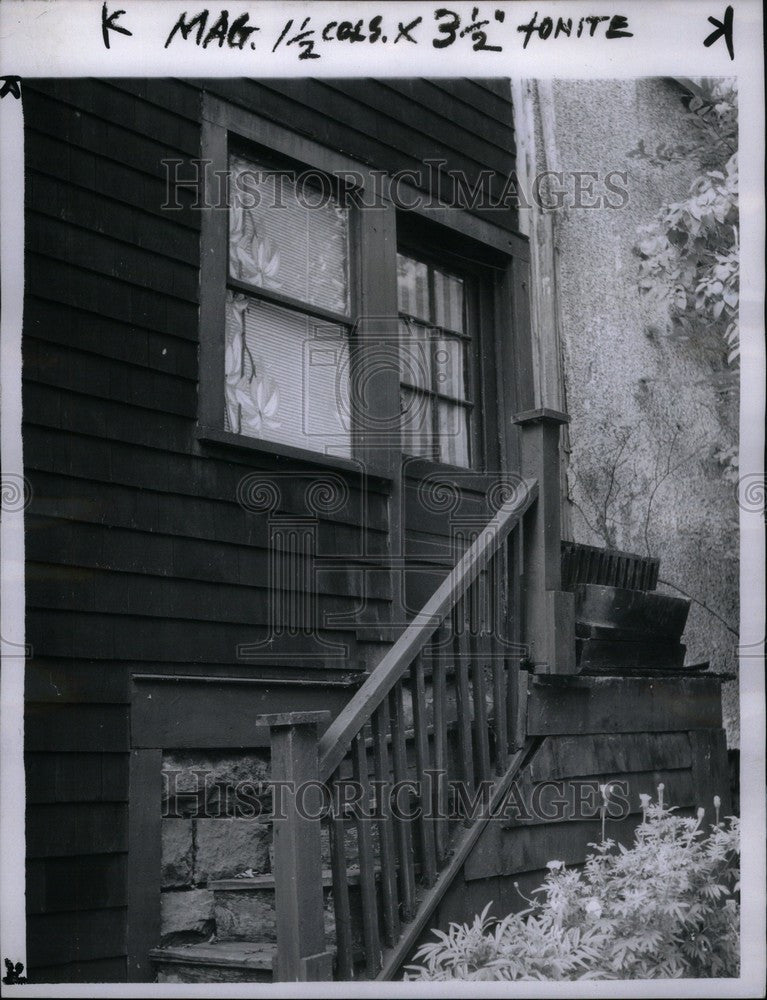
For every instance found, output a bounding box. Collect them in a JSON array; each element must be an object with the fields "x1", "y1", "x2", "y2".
[
  {"x1": 320, "y1": 475, "x2": 541, "y2": 978},
  {"x1": 260, "y1": 409, "x2": 573, "y2": 981}
]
